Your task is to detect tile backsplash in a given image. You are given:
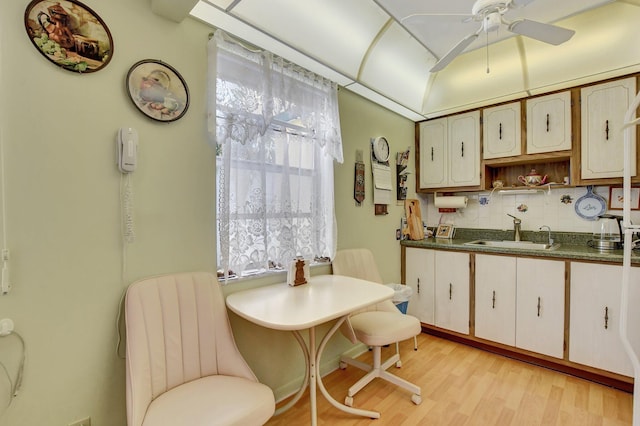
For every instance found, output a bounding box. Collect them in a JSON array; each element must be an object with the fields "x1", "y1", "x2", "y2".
[{"x1": 419, "y1": 186, "x2": 640, "y2": 234}]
